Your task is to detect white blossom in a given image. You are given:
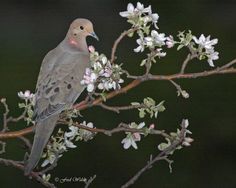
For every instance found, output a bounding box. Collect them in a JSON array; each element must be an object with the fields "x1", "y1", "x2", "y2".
[
  {"x1": 193, "y1": 34, "x2": 219, "y2": 67},
  {"x1": 206, "y1": 49, "x2": 219, "y2": 67},
  {"x1": 144, "y1": 36, "x2": 153, "y2": 47},
  {"x1": 134, "y1": 31, "x2": 167, "y2": 54},
  {"x1": 121, "y1": 122, "x2": 145, "y2": 149},
  {"x1": 18, "y1": 90, "x2": 35, "y2": 100},
  {"x1": 81, "y1": 51, "x2": 123, "y2": 93},
  {"x1": 166, "y1": 35, "x2": 175, "y2": 48},
  {"x1": 148, "y1": 8, "x2": 159, "y2": 28},
  {"x1": 134, "y1": 37, "x2": 145, "y2": 52},
  {"x1": 64, "y1": 138, "x2": 77, "y2": 148},
  {"x1": 80, "y1": 68, "x2": 97, "y2": 92},
  {"x1": 121, "y1": 135, "x2": 139, "y2": 149},
  {"x1": 119, "y1": 2, "x2": 151, "y2": 18},
  {"x1": 64, "y1": 126, "x2": 79, "y2": 138},
  {"x1": 119, "y1": 3, "x2": 135, "y2": 18},
  {"x1": 150, "y1": 30, "x2": 166, "y2": 46},
  {"x1": 136, "y1": 2, "x2": 151, "y2": 13},
  {"x1": 193, "y1": 34, "x2": 218, "y2": 50}
]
